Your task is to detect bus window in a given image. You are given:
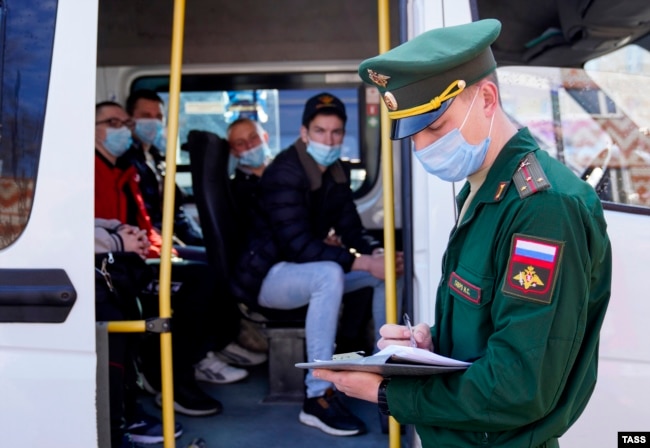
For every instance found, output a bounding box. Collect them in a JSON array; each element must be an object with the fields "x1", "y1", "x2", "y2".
[
  {"x1": 498, "y1": 44, "x2": 650, "y2": 209},
  {"x1": 130, "y1": 72, "x2": 377, "y2": 198},
  {"x1": 0, "y1": 1, "x2": 56, "y2": 249}
]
